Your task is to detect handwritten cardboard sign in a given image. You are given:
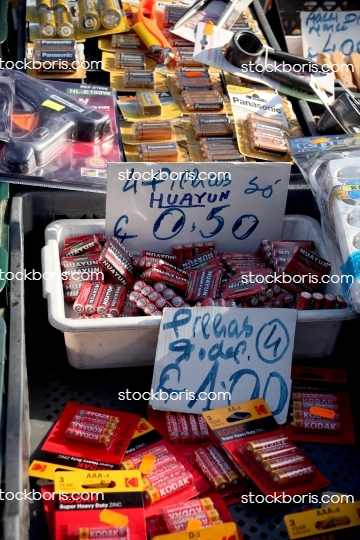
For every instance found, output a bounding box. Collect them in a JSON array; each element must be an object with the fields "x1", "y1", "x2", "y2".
[
  {"x1": 105, "y1": 162, "x2": 290, "y2": 253},
  {"x1": 149, "y1": 307, "x2": 296, "y2": 424},
  {"x1": 301, "y1": 11, "x2": 360, "y2": 60}
]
